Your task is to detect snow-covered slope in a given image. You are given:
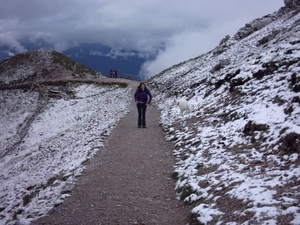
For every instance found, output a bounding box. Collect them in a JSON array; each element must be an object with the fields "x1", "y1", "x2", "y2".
[
  {"x1": 0, "y1": 51, "x2": 131, "y2": 224},
  {"x1": 148, "y1": 5, "x2": 300, "y2": 225}
]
